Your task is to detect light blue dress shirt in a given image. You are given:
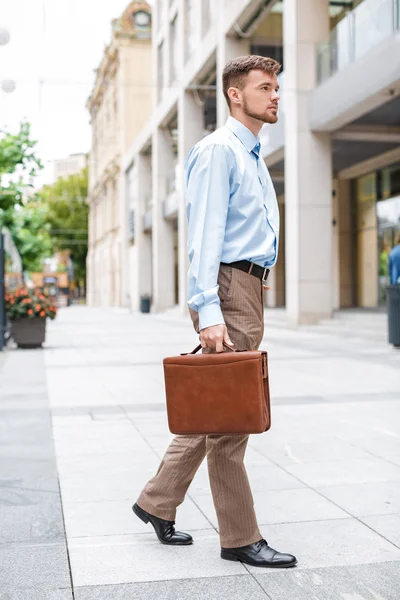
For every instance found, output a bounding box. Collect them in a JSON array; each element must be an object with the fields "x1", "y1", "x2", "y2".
[{"x1": 185, "y1": 116, "x2": 280, "y2": 331}]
